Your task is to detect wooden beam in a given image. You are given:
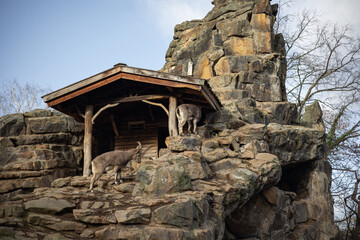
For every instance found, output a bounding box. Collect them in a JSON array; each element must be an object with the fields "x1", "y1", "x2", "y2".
[
  {"x1": 201, "y1": 85, "x2": 222, "y2": 111},
  {"x1": 92, "y1": 103, "x2": 119, "y2": 124},
  {"x1": 47, "y1": 73, "x2": 123, "y2": 107},
  {"x1": 120, "y1": 73, "x2": 202, "y2": 91},
  {"x1": 110, "y1": 115, "x2": 120, "y2": 137},
  {"x1": 45, "y1": 69, "x2": 198, "y2": 107},
  {"x1": 119, "y1": 65, "x2": 205, "y2": 85},
  {"x1": 42, "y1": 67, "x2": 123, "y2": 102},
  {"x1": 42, "y1": 65, "x2": 206, "y2": 103},
  {"x1": 83, "y1": 105, "x2": 93, "y2": 177},
  {"x1": 91, "y1": 95, "x2": 169, "y2": 124},
  {"x1": 168, "y1": 96, "x2": 178, "y2": 137},
  {"x1": 75, "y1": 106, "x2": 85, "y2": 119},
  {"x1": 142, "y1": 100, "x2": 169, "y2": 116},
  {"x1": 112, "y1": 94, "x2": 169, "y2": 104}
]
